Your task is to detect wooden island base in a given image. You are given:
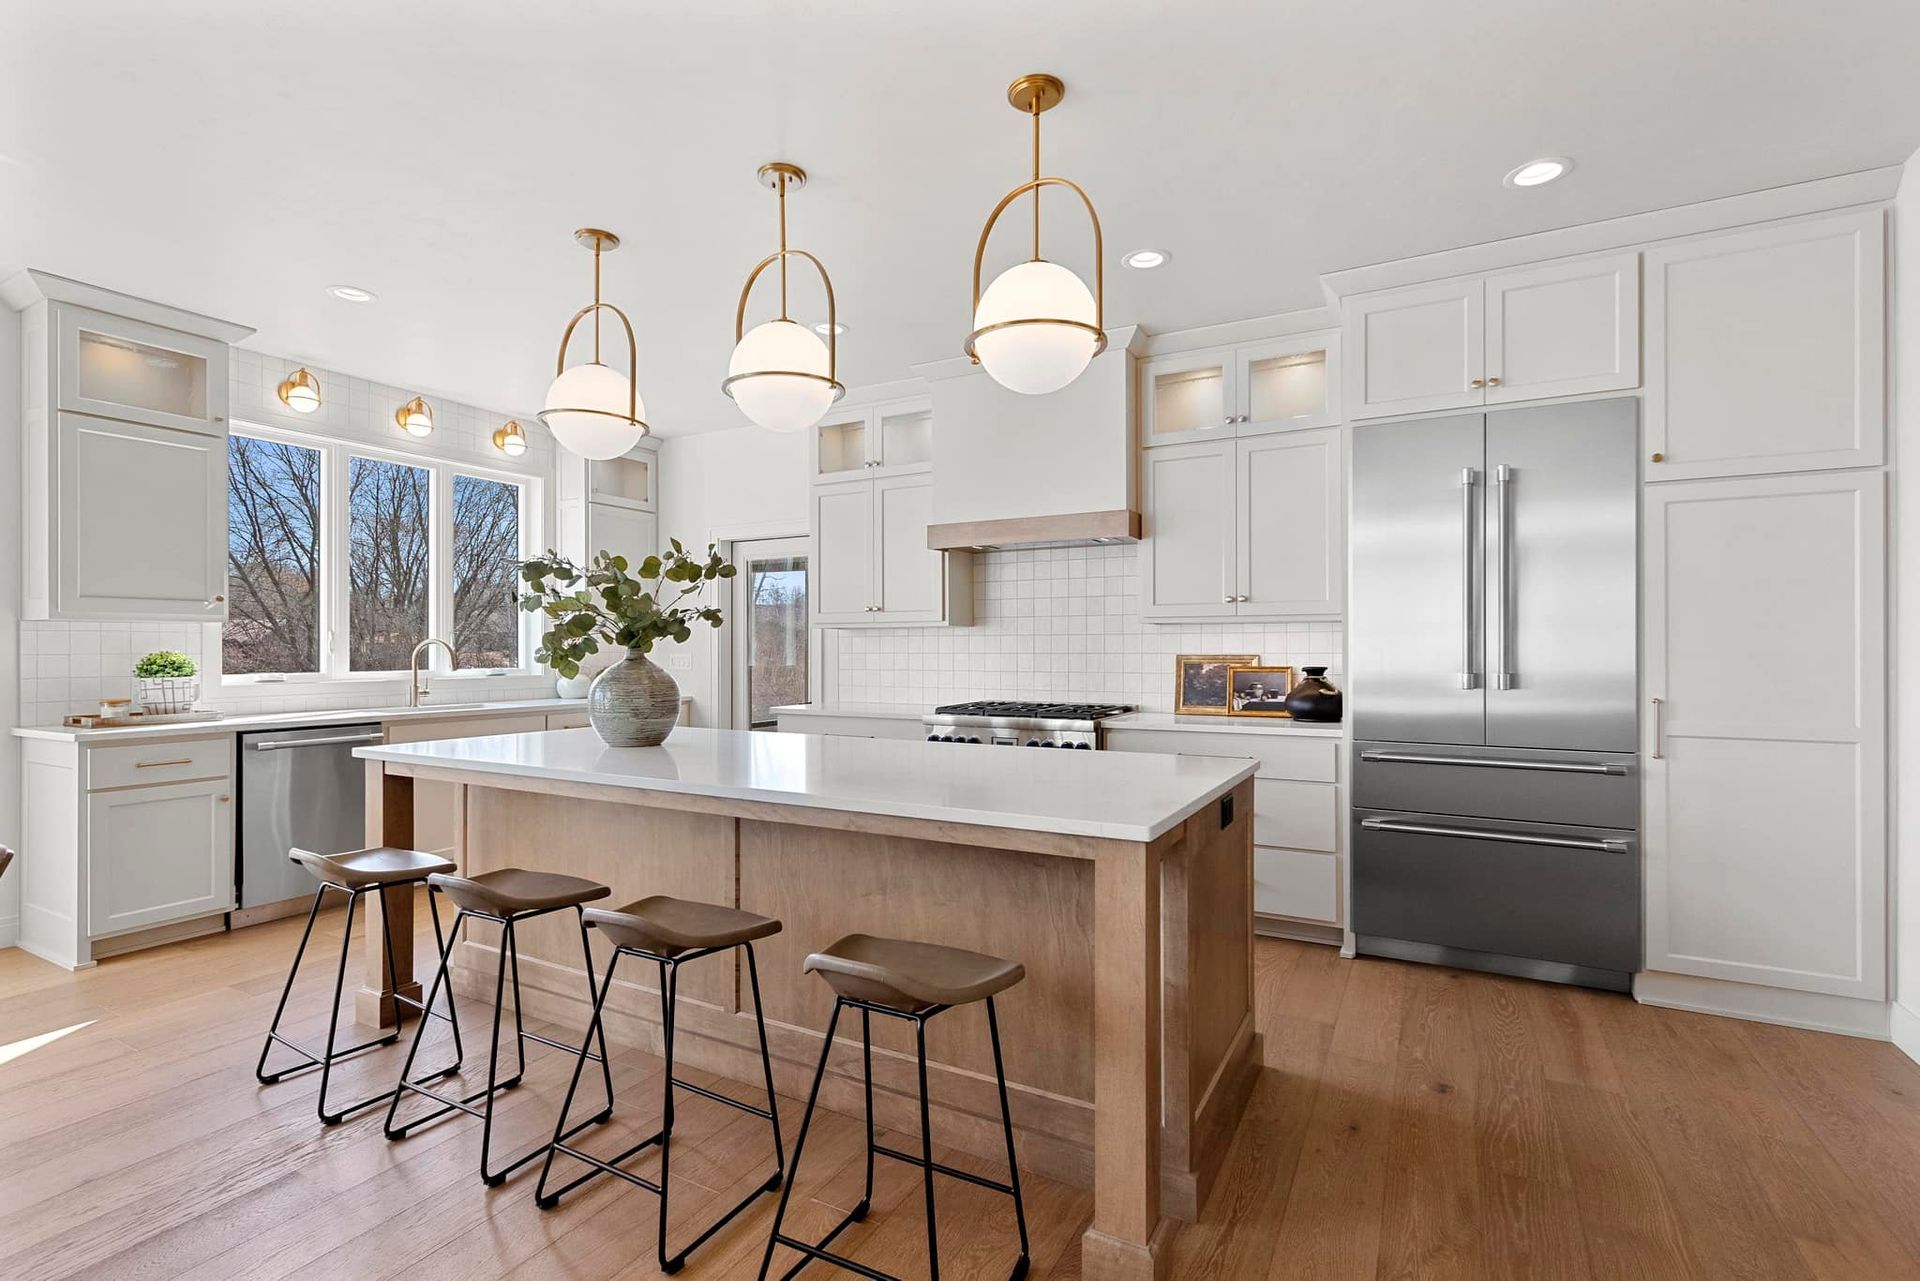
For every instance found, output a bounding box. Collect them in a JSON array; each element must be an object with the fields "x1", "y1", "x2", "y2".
[{"x1": 361, "y1": 757, "x2": 1259, "y2": 1280}]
